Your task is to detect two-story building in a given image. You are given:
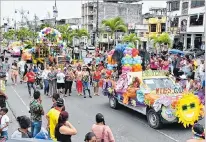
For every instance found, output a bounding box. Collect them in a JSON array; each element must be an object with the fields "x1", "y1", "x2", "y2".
[
  {"x1": 166, "y1": 0, "x2": 205, "y2": 49},
  {"x1": 143, "y1": 7, "x2": 167, "y2": 49}
]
